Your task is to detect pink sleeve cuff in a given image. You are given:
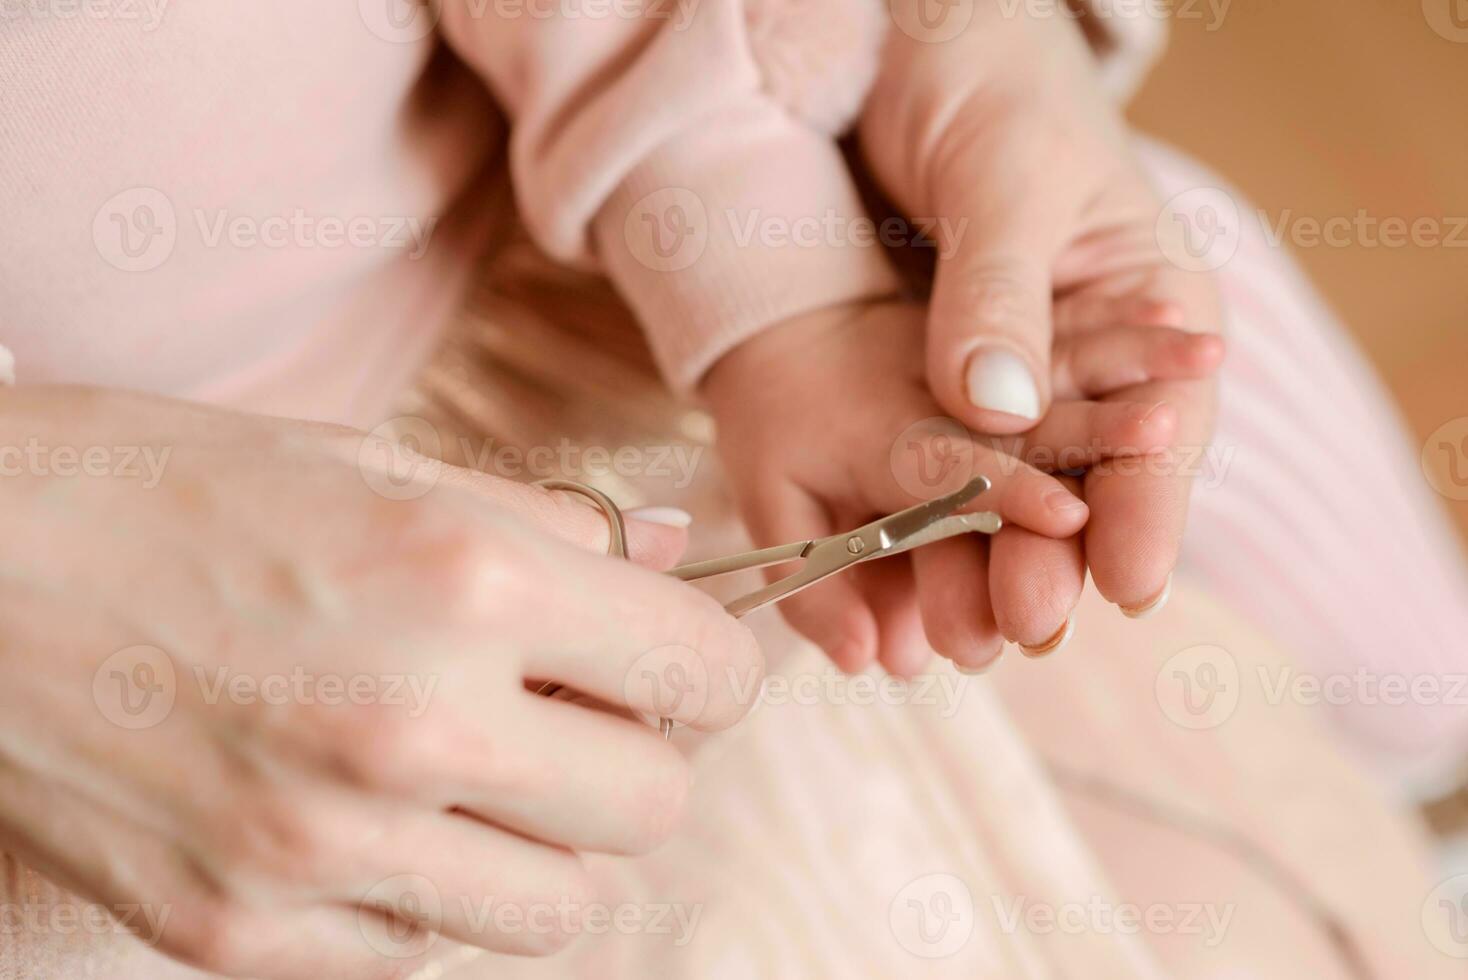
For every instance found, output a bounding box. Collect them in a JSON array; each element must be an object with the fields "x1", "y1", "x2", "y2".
[{"x1": 595, "y1": 104, "x2": 900, "y2": 392}]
